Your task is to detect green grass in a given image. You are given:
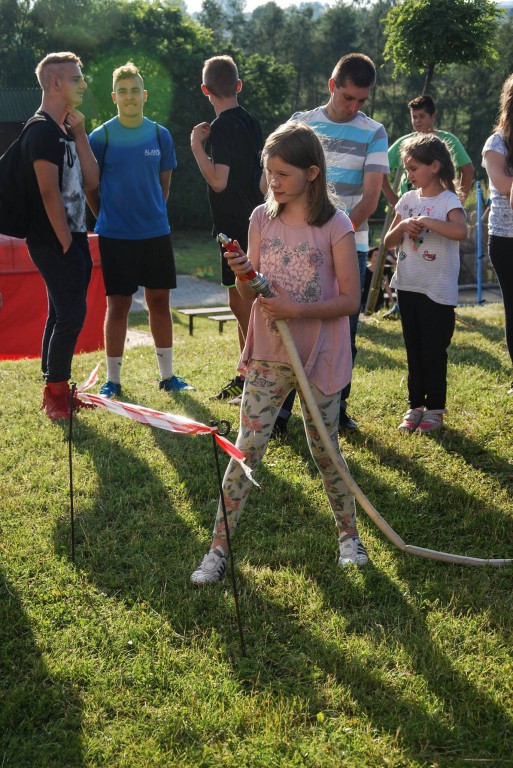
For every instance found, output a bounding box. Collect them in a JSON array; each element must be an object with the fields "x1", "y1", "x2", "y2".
[
  {"x1": 1, "y1": 304, "x2": 513, "y2": 767},
  {"x1": 173, "y1": 229, "x2": 222, "y2": 283}
]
